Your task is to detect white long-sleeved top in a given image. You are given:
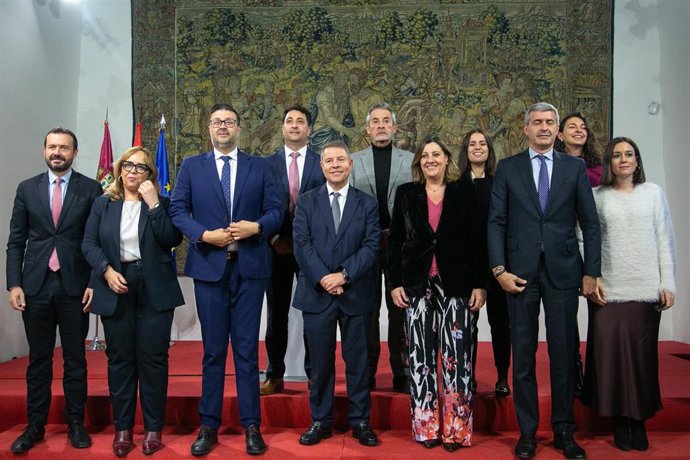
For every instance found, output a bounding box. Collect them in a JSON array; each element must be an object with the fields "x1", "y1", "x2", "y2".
[{"x1": 594, "y1": 182, "x2": 676, "y2": 303}]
